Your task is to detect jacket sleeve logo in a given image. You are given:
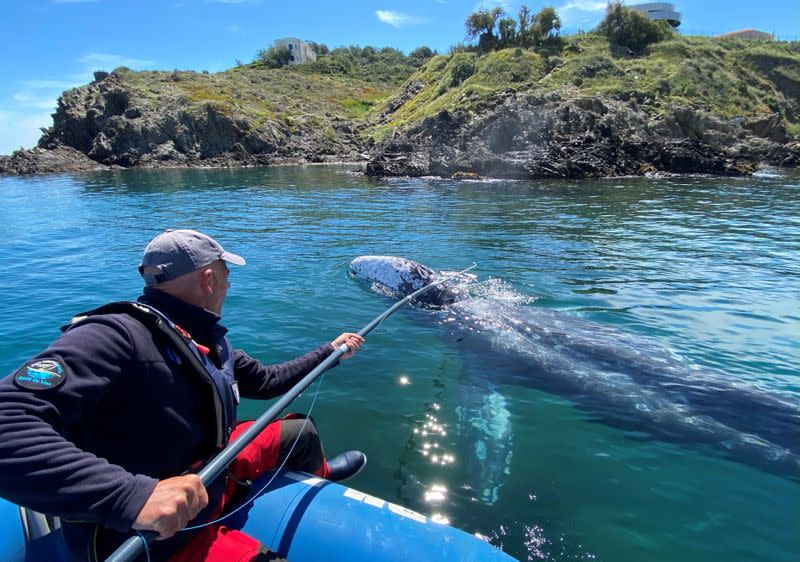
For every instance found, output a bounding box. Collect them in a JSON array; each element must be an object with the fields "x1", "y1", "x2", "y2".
[{"x1": 14, "y1": 359, "x2": 68, "y2": 390}]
